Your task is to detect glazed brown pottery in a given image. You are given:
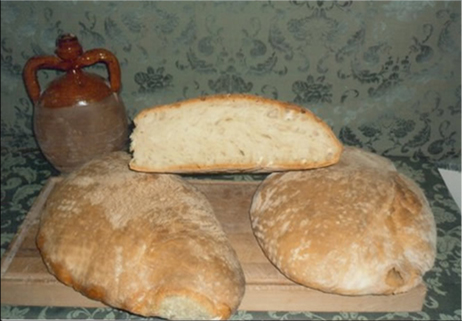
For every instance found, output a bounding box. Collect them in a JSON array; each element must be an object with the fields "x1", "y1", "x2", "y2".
[{"x1": 23, "y1": 33, "x2": 128, "y2": 173}]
